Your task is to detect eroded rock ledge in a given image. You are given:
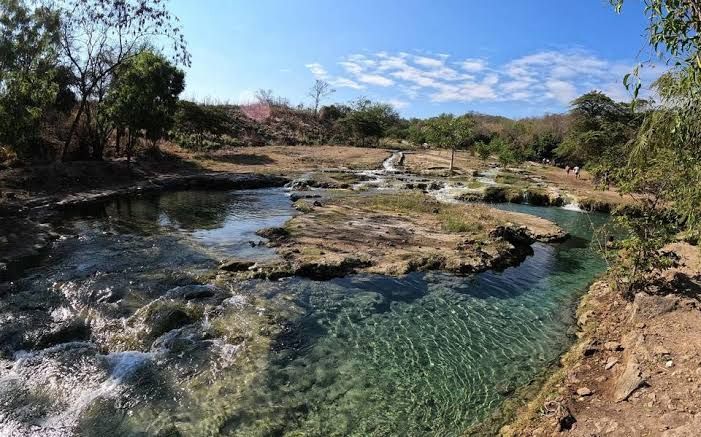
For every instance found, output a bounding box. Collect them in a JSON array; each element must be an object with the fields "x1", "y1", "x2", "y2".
[{"x1": 223, "y1": 192, "x2": 567, "y2": 281}]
